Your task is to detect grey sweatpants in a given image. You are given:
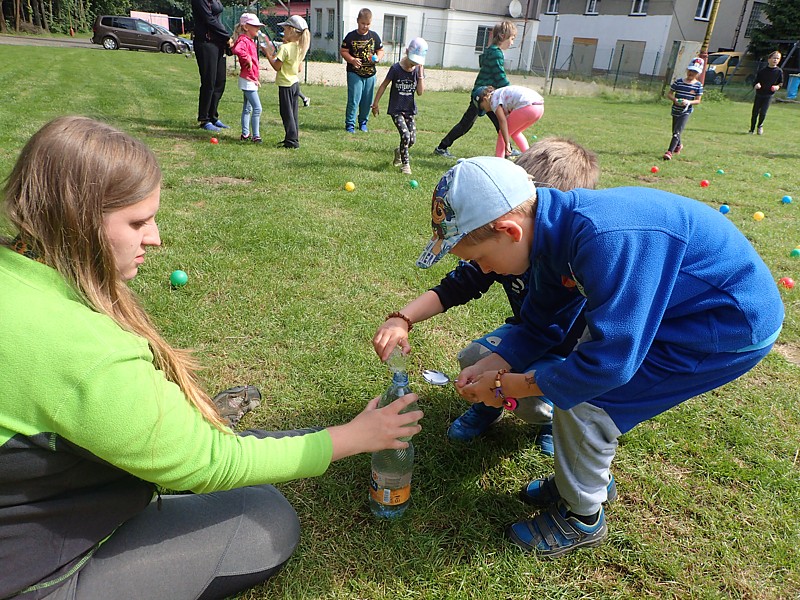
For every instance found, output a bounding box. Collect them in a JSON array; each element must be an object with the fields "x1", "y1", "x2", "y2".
[{"x1": 42, "y1": 429, "x2": 322, "y2": 600}]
